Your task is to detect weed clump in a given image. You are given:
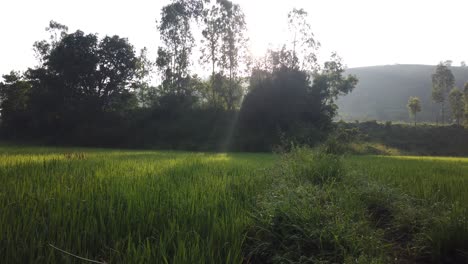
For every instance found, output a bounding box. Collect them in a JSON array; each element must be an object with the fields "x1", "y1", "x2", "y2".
[
  {"x1": 244, "y1": 147, "x2": 390, "y2": 263},
  {"x1": 279, "y1": 146, "x2": 343, "y2": 184}
]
